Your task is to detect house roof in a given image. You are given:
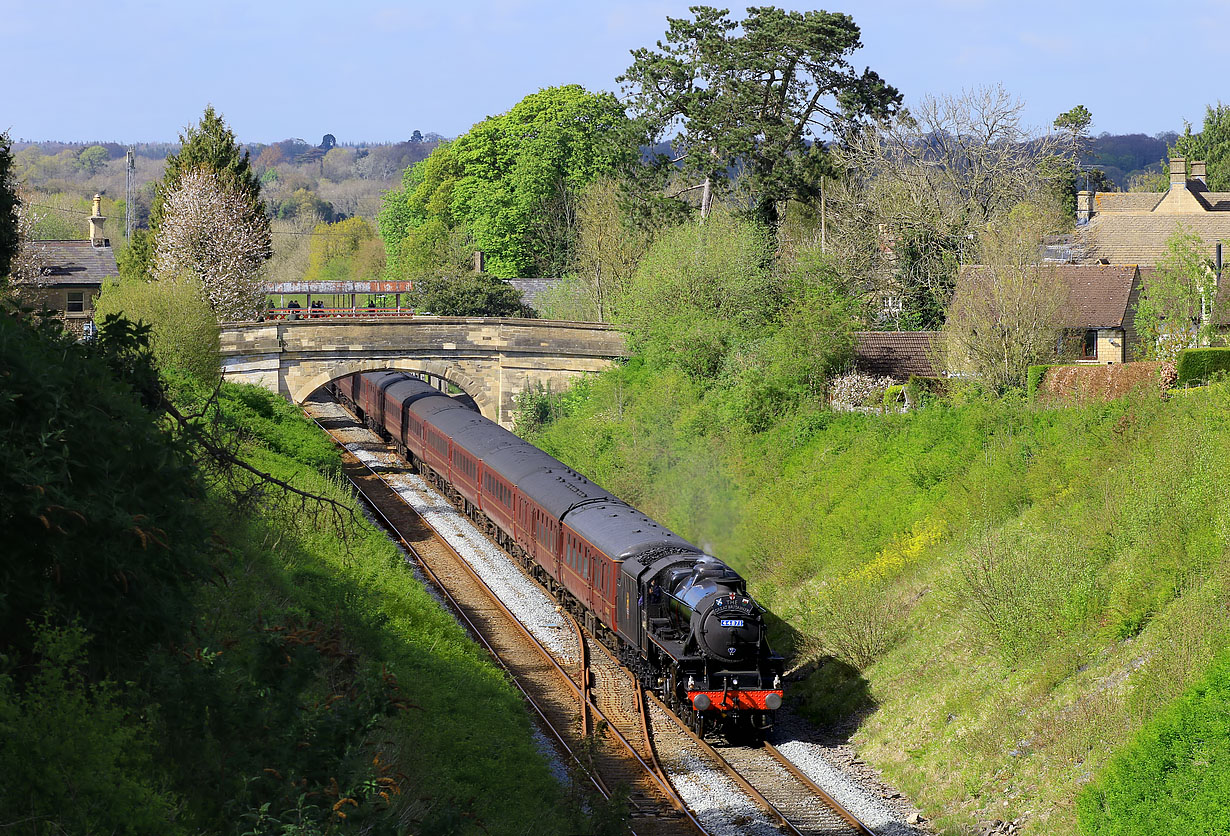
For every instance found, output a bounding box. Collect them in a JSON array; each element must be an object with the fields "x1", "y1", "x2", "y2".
[
  {"x1": 1056, "y1": 264, "x2": 1138, "y2": 328},
  {"x1": 955, "y1": 264, "x2": 1138, "y2": 329},
  {"x1": 507, "y1": 278, "x2": 561, "y2": 312},
  {"x1": 1080, "y1": 214, "x2": 1230, "y2": 265},
  {"x1": 37, "y1": 240, "x2": 119, "y2": 287},
  {"x1": 851, "y1": 331, "x2": 939, "y2": 379}
]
